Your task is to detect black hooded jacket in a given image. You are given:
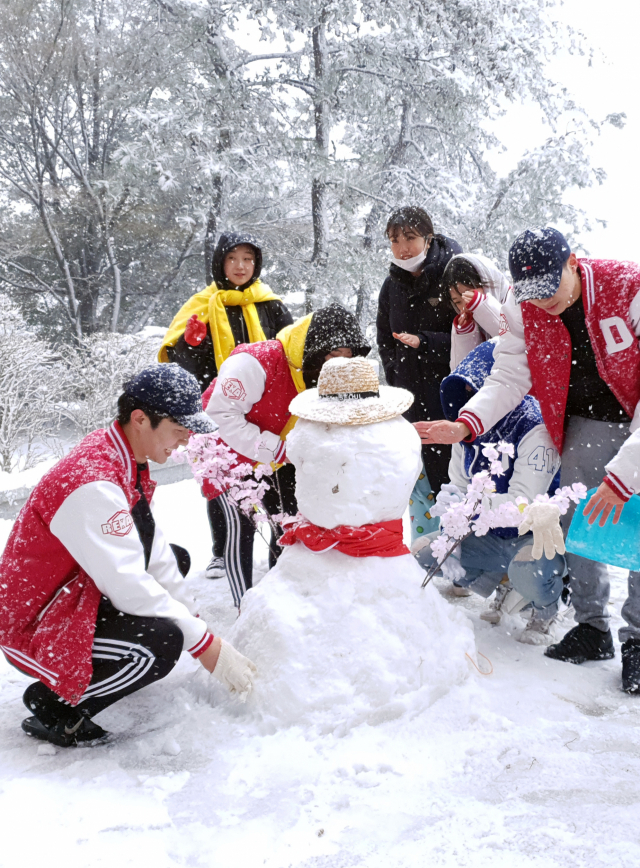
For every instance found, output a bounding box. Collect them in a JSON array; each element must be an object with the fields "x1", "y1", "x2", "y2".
[
  {"x1": 167, "y1": 232, "x2": 293, "y2": 391},
  {"x1": 376, "y1": 233, "x2": 462, "y2": 424}
]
